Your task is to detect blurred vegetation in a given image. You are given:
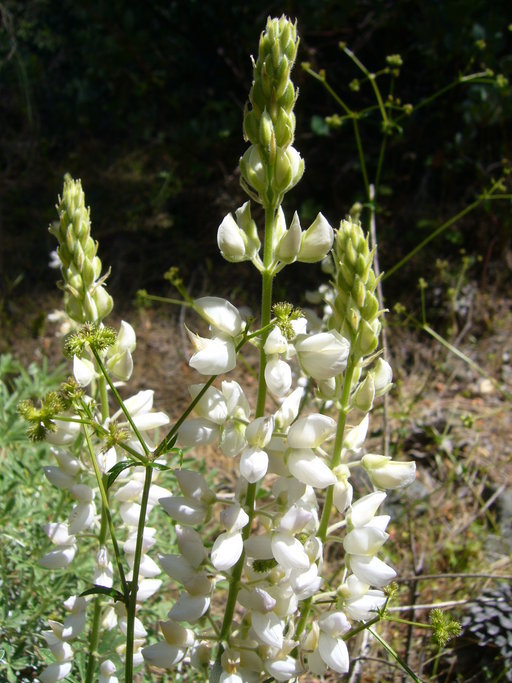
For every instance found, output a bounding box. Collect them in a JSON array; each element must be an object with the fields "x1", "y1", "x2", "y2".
[{"x1": 0, "y1": 0, "x2": 510, "y2": 302}]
